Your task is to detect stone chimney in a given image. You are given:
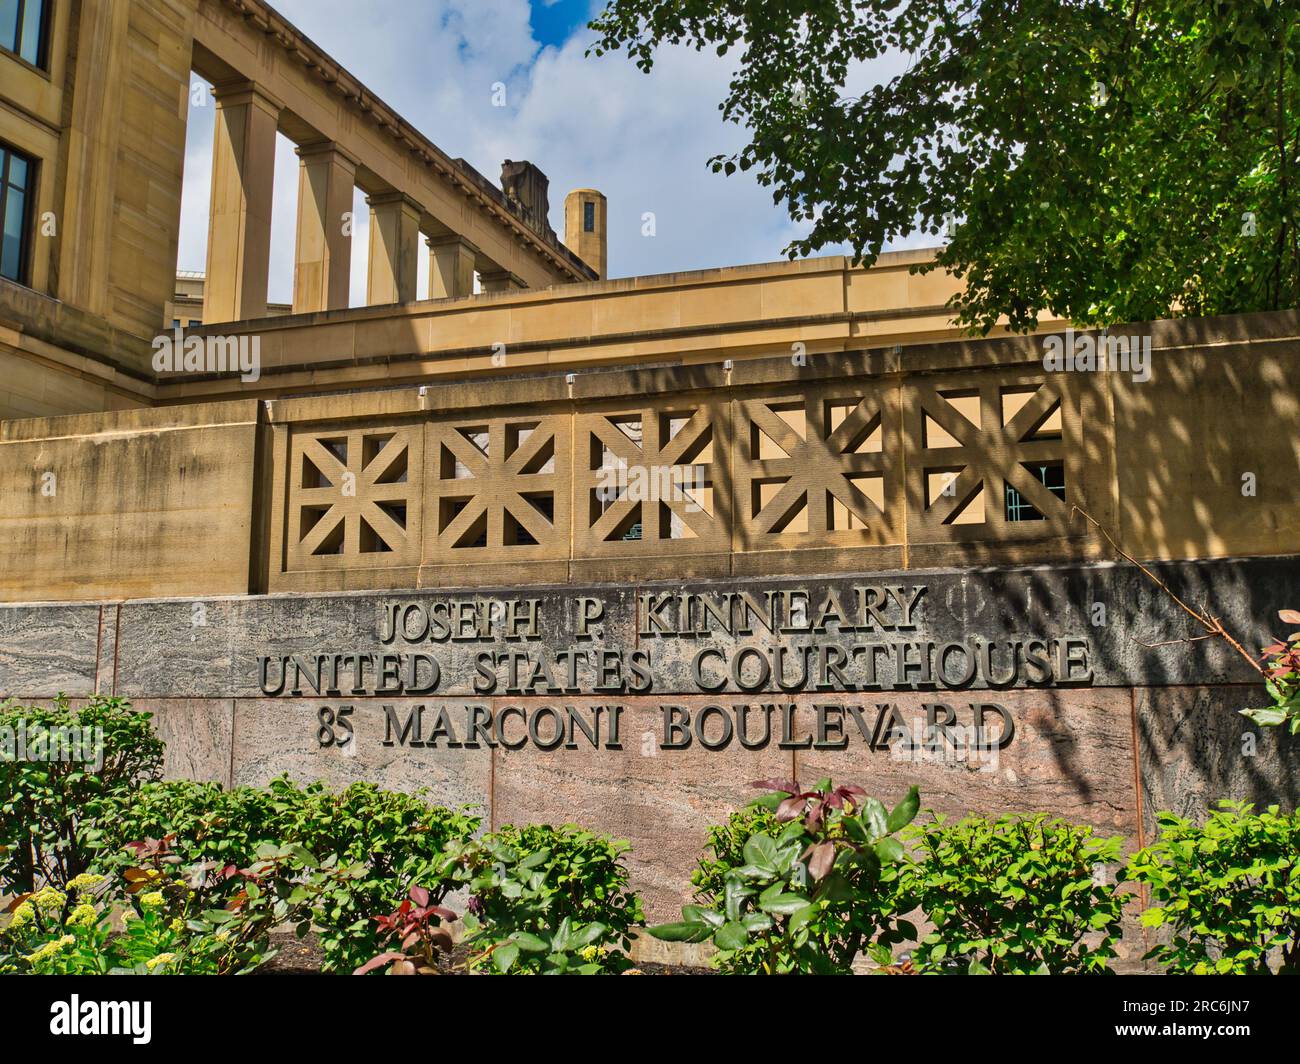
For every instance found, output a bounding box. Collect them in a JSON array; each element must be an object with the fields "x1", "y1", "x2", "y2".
[
  {"x1": 500, "y1": 160, "x2": 553, "y2": 237},
  {"x1": 565, "y1": 189, "x2": 607, "y2": 281}
]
